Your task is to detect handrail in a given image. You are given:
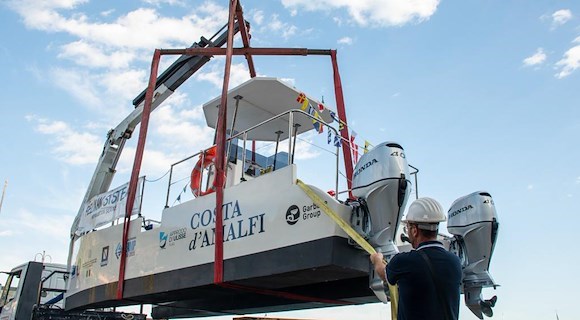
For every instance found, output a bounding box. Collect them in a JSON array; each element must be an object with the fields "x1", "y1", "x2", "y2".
[{"x1": 165, "y1": 109, "x2": 342, "y2": 207}]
